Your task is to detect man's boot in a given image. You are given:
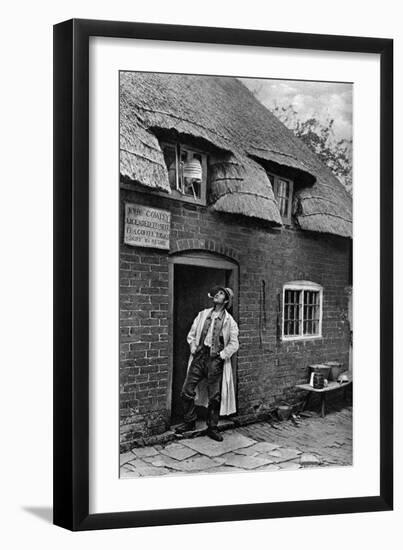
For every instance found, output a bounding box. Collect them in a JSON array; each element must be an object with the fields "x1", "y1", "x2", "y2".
[
  {"x1": 207, "y1": 401, "x2": 223, "y2": 441},
  {"x1": 206, "y1": 427, "x2": 223, "y2": 442},
  {"x1": 175, "y1": 421, "x2": 196, "y2": 434}
]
